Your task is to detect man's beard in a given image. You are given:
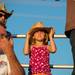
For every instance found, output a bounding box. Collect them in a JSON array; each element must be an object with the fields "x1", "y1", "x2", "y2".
[{"x1": 0, "y1": 19, "x2": 6, "y2": 28}]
